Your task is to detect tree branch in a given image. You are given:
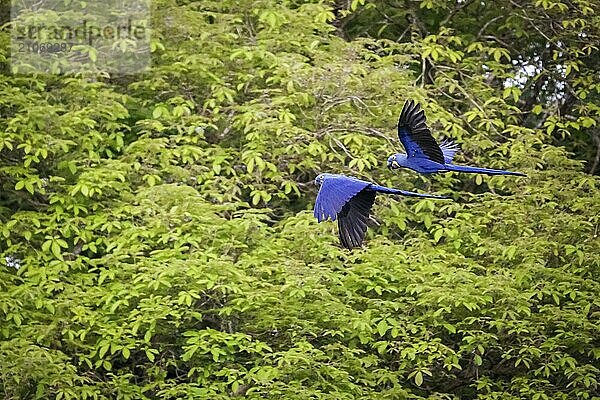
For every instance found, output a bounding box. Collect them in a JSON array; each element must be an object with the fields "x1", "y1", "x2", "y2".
[
  {"x1": 440, "y1": 0, "x2": 476, "y2": 27},
  {"x1": 590, "y1": 130, "x2": 600, "y2": 175}
]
